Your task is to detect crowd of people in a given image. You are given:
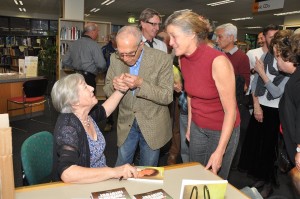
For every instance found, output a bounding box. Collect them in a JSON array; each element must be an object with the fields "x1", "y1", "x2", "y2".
[{"x1": 53, "y1": 7, "x2": 300, "y2": 199}]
